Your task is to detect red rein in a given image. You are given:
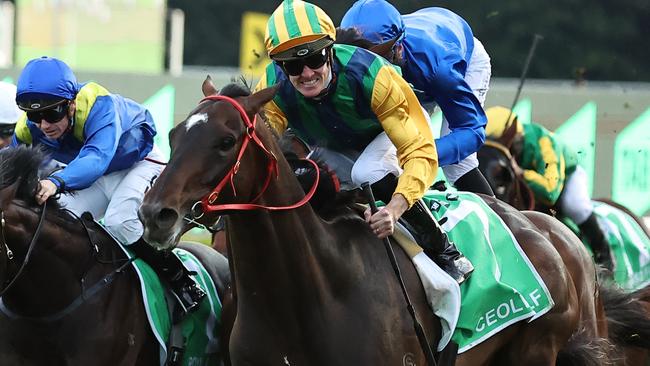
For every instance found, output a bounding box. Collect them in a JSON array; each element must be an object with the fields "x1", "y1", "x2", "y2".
[{"x1": 196, "y1": 95, "x2": 319, "y2": 213}]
